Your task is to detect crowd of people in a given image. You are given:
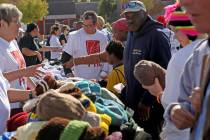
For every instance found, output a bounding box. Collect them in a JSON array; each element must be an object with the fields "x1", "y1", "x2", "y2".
[{"x1": 0, "y1": 0, "x2": 209, "y2": 139}]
